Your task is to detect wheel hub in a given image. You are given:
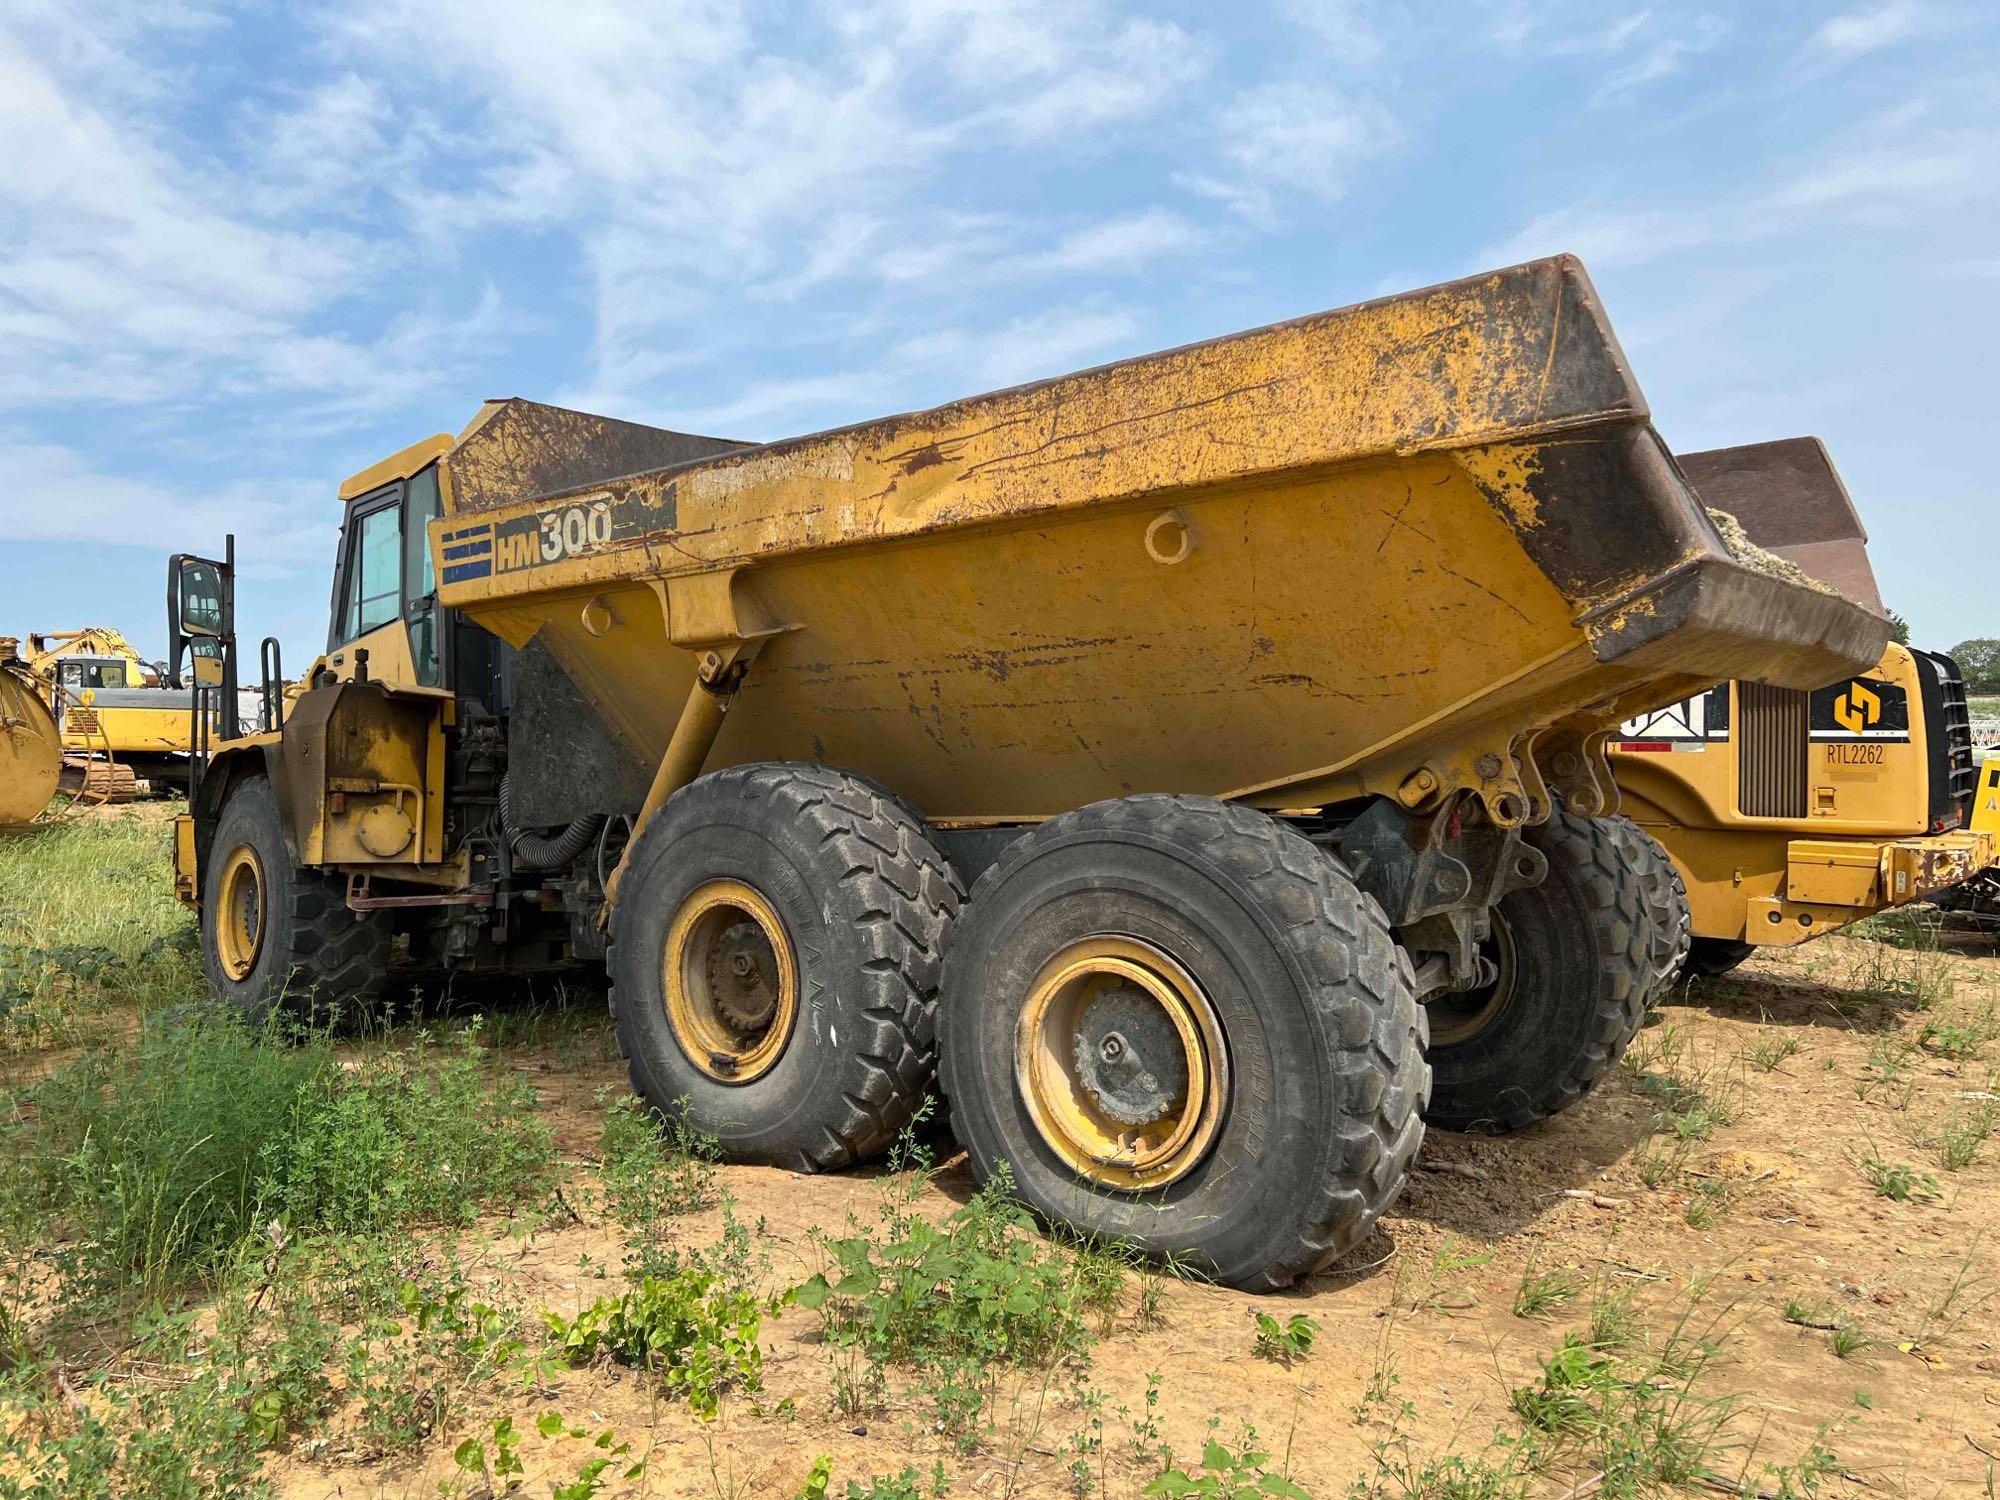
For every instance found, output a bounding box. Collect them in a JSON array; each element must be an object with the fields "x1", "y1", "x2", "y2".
[
  {"x1": 707, "y1": 919, "x2": 780, "y2": 1033},
  {"x1": 214, "y1": 842, "x2": 266, "y2": 982},
  {"x1": 662, "y1": 879, "x2": 799, "y2": 1085},
  {"x1": 1013, "y1": 936, "x2": 1230, "y2": 1192},
  {"x1": 1071, "y1": 987, "x2": 1185, "y2": 1125}
]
